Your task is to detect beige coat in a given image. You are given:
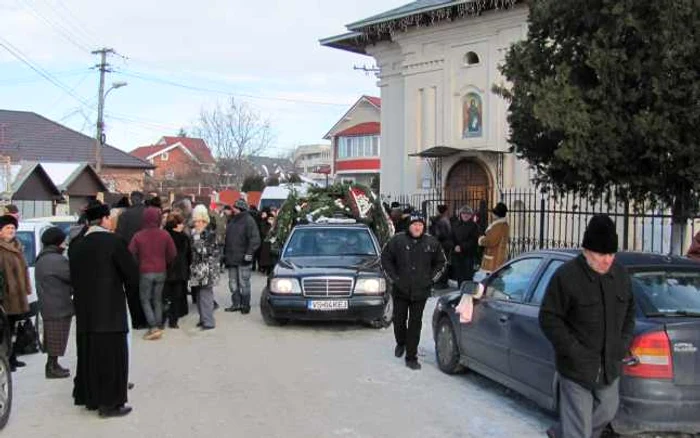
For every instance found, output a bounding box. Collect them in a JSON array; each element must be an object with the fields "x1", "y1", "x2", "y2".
[
  {"x1": 0, "y1": 239, "x2": 31, "y2": 315},
  {"x1": 478, "y1": 218, "x2": 510, "y2": 272}
]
